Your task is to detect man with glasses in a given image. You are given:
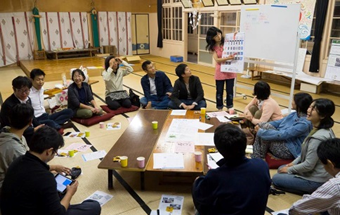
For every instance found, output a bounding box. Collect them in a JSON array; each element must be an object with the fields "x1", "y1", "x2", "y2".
[{"x1": 0, "y1": 76, "x2": 43, "y2": 143}]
